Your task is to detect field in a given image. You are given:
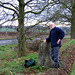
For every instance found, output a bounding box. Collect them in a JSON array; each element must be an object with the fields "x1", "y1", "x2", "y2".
[
  {"x1": 0, "y1": 39, "x2": 75, "y2": 75},
  {"x1": 0, "y1": 31, "x2": 75, "y2": 75},
  {"x1": 0, "y1": 28, "x2": 16, "y2": 32}
]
